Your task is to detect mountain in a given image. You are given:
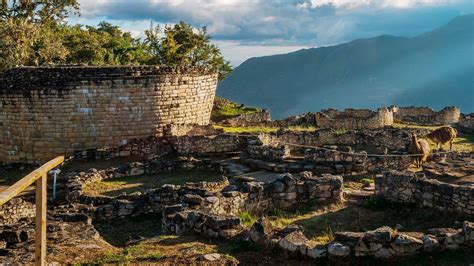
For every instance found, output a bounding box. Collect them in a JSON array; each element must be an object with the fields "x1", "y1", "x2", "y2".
[{"x1": 217, "y1": 14, "x2": 474, "y2": 119}]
